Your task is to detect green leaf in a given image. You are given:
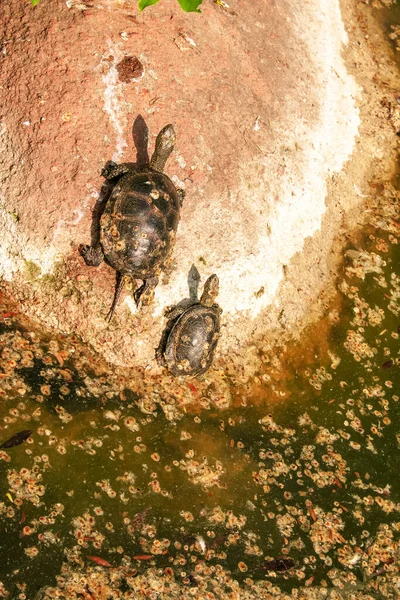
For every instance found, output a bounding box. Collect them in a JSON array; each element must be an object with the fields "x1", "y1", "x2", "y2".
[
  {"x1": 138, "y1": 0, "x2": 161, "y2": 10},
  {"x1": 31, "y1": 0, "x2": 40, "y2": 5},
  {"x1": 177, "y1": 0, "x2": 202, "y2": 11}
]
